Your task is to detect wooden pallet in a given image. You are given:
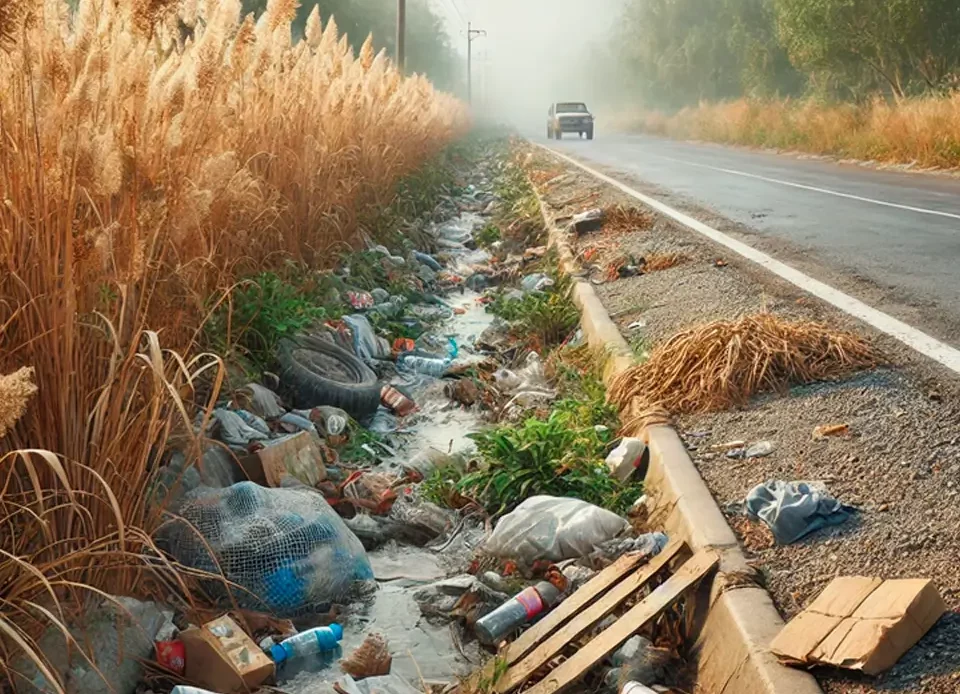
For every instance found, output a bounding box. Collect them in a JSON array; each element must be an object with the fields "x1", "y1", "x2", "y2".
[{"x1": 490, "y1": 542, "x2": 719, "y2": 694}]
